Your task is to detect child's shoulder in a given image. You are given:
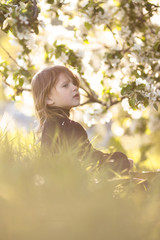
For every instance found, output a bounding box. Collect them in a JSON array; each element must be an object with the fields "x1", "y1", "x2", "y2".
[
  {"x1": 65, "y1": 118, "x2": 88, "y2": 138},
  {"x1": 44, "y1": 115, "x2": 86, "y2": 134},
  {"x1": 60, "y1": 117, "x2": 86, "y2": 131},
  {"x1": 44, "y1": 115, "x2": 82, "y2": 127}
]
